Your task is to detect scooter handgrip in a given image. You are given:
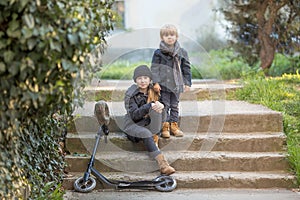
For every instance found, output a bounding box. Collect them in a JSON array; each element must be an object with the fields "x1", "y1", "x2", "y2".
[{"x1": 102, "y1": 124, "x2": 109, "y2": 136}]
